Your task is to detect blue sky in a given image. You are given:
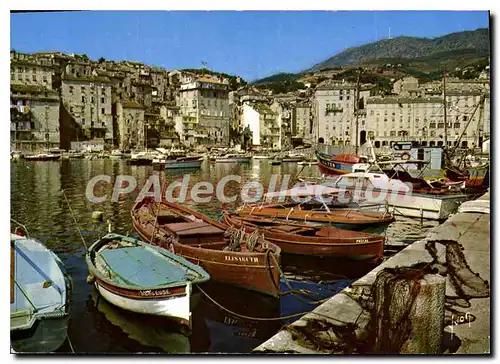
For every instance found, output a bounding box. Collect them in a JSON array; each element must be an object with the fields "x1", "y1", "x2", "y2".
[{"x1": 10, "y1": 11, "x2": 489, "y2": 81}]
